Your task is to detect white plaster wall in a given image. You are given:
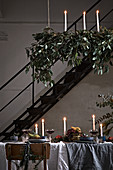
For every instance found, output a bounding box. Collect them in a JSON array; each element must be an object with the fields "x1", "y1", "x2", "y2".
[{"x1": 0, "y1": 0, "x2": 113, "y2": 135}]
